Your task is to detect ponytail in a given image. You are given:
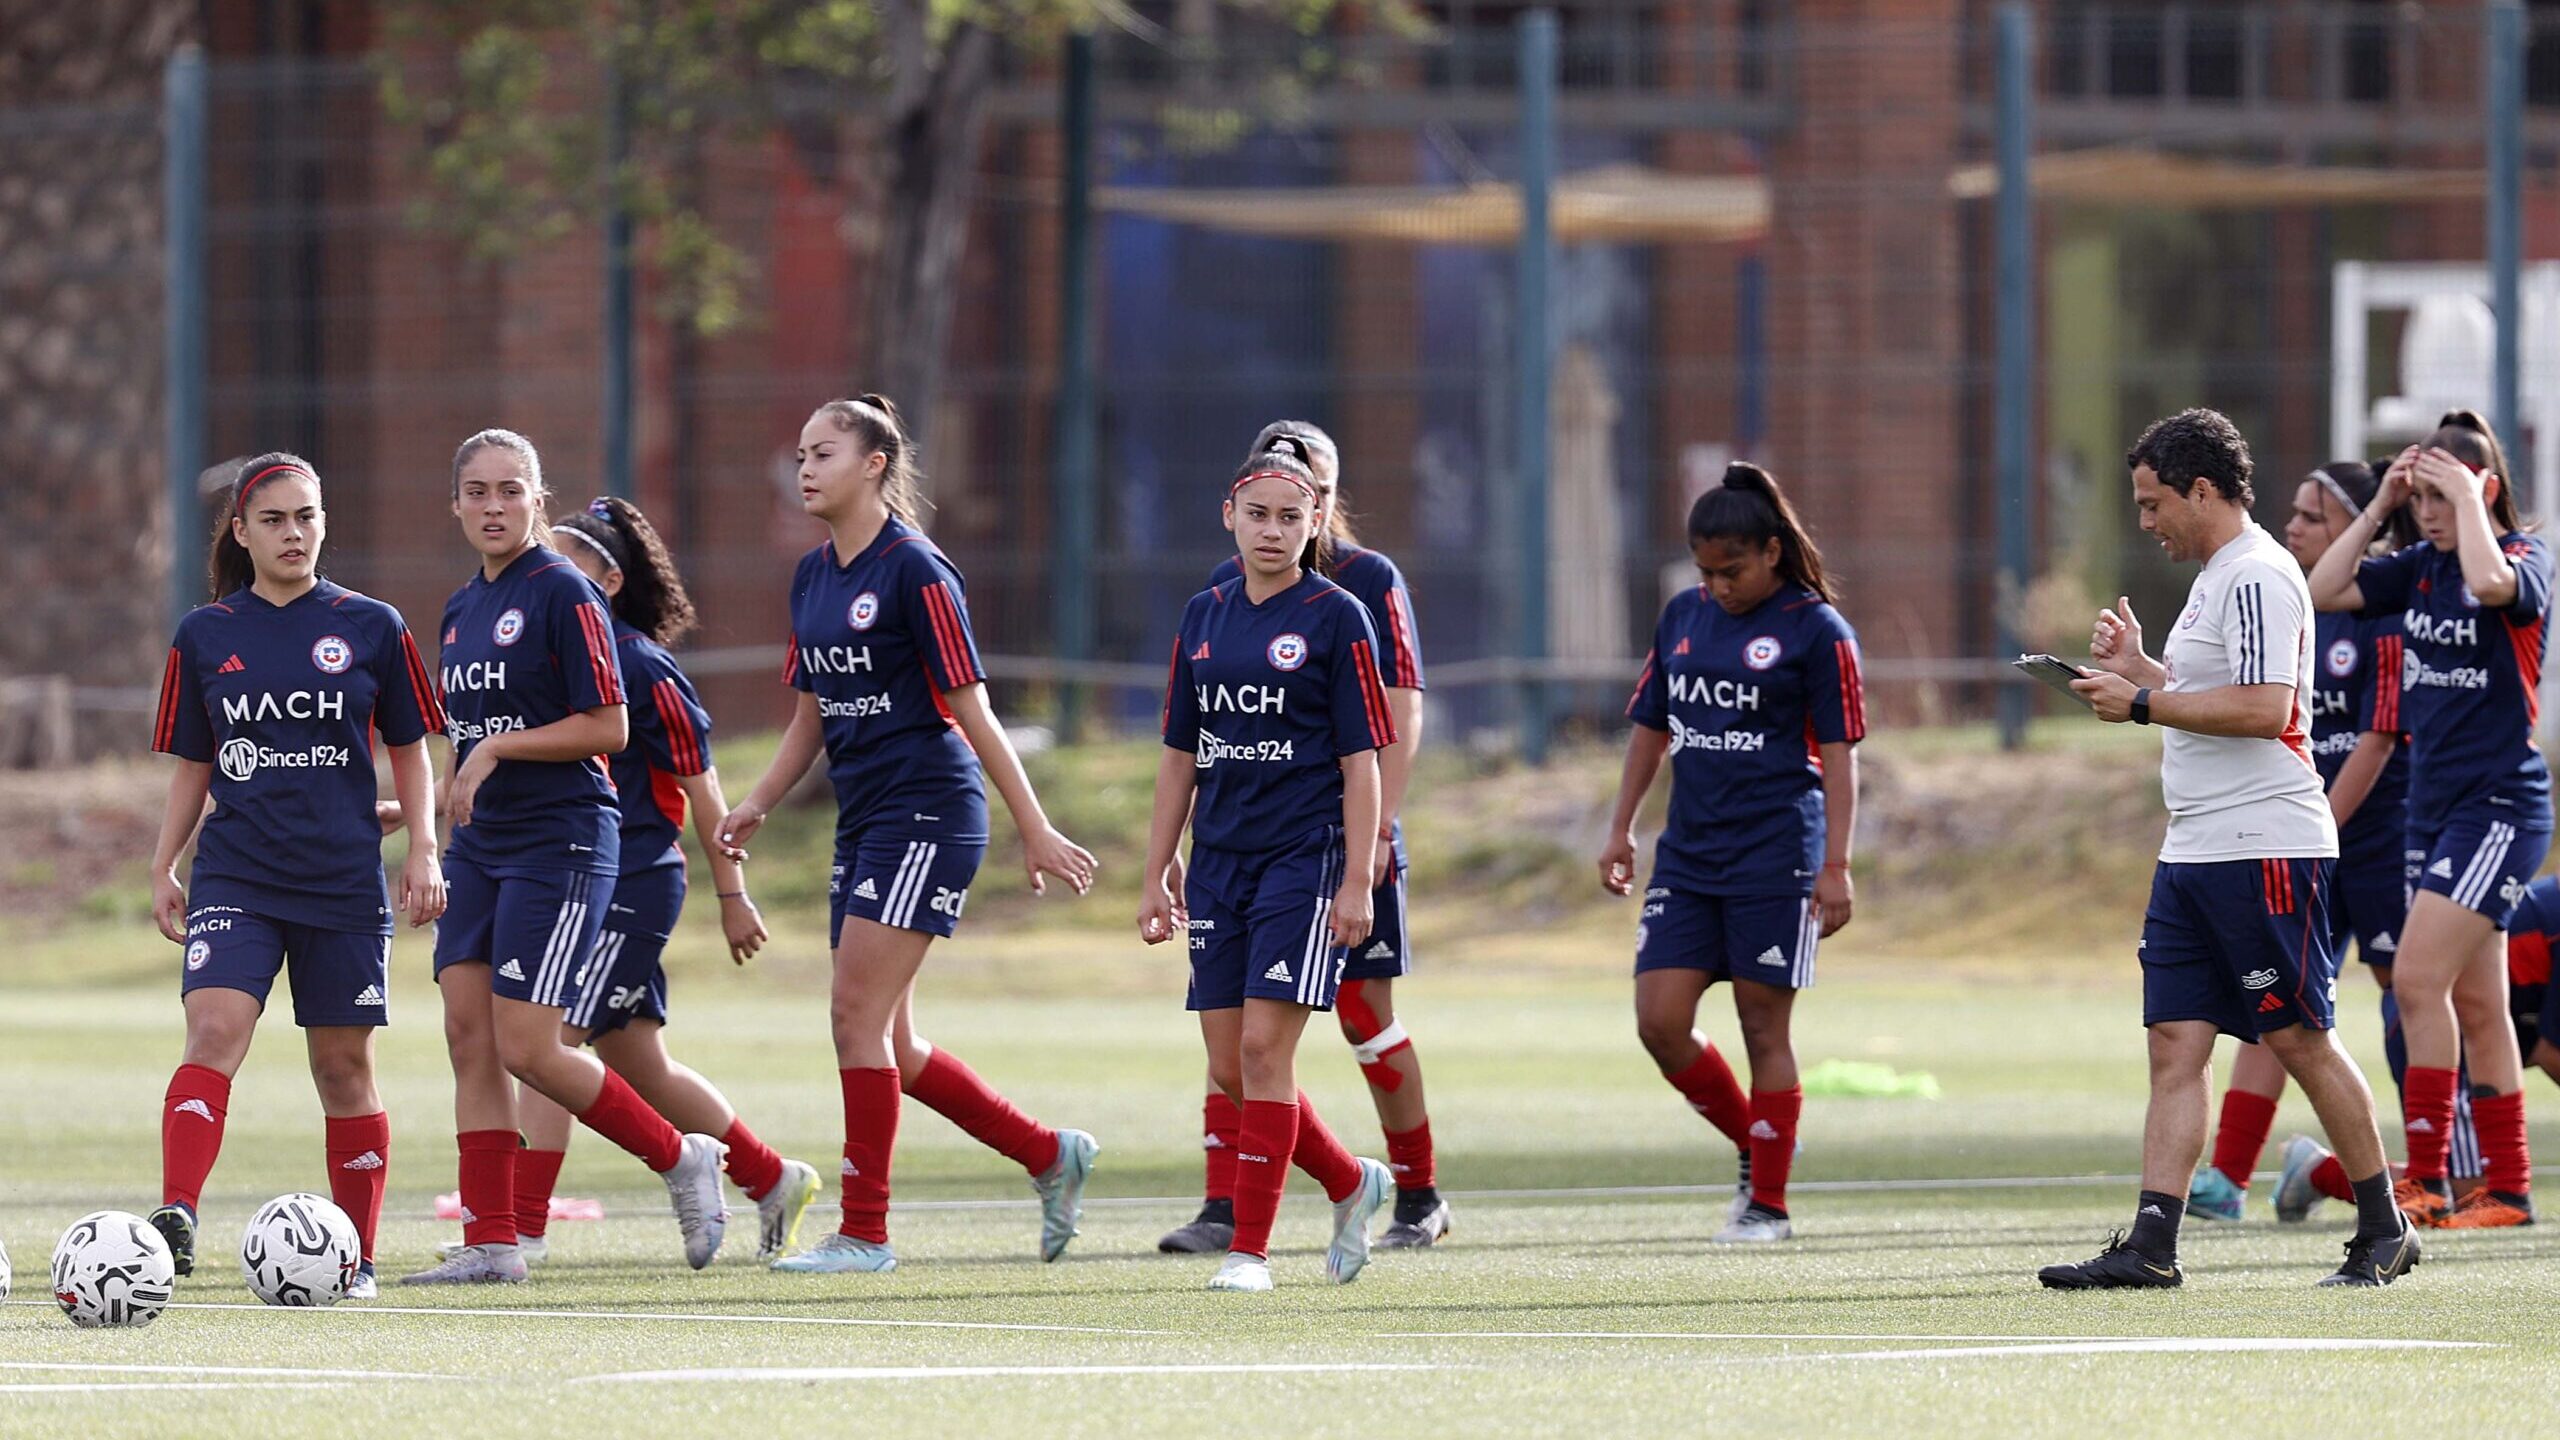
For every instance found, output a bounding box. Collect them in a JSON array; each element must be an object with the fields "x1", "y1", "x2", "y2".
[
  {"x1": 1249, "y1": 420, "x2": 1357, "y2": 554},
  {"x1": 554, "y1": 497, "x2": 698, "y2": 646},
  {"x1": 209, "y1": 452, "x2": 320, "y2": 599},
  {"x1": 1230, "y1": 444, "x2": 1330, "y2": 577},
  {"x1": 813, "y1": 394, "x2": 927, "y2": 522},
  {"x1": 1686, "y1": 462, "x2": 1835, "y2": 604},
  {"x1": 2427, "y1": 409, "x2": 2529, "y2": 534}
]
